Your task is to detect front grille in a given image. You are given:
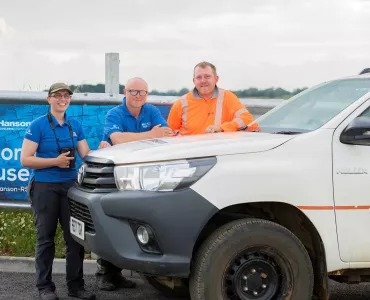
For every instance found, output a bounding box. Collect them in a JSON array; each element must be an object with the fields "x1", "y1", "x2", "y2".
[
  {"x1": 68, "y1": 199, "x2": 95, "y2": 233},
  {"x1": 79, "y1": 161, "x2": 117, "y2": 192}
]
